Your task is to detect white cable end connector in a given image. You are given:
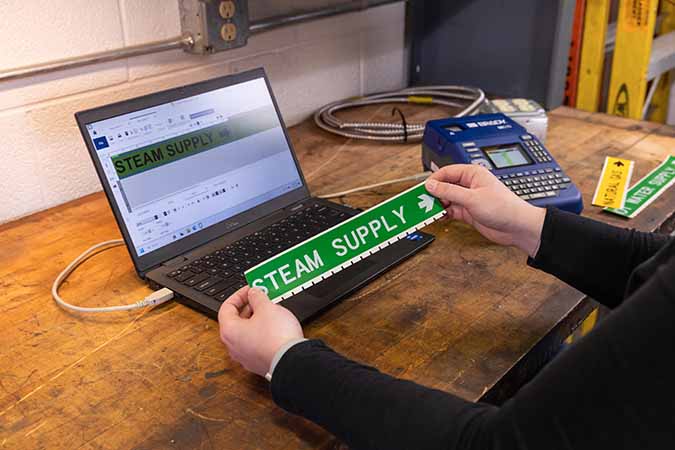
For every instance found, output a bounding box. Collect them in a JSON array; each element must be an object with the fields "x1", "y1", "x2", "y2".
[
  {"x1": 135, "y1": 287, "x2": 174, "y2": 309},
  {"x1": 52, "y1": 239, "x2": 176, "y2": 314}
]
